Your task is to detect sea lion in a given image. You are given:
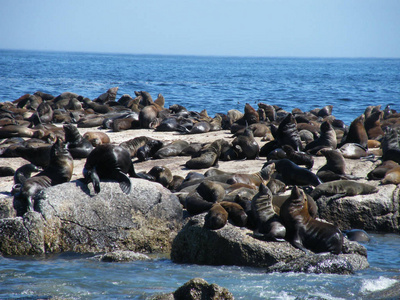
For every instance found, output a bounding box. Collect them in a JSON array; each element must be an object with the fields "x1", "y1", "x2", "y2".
[
  {"x1": 178, "y1": 120, "x2": 211, "y2": 134},
  {"x1": 219, "y1": 201, "x2": 248, "y2": 227},
  {"x1": 305, "y1": 120, "x2": 337, "y2": 154},
  {"x1": 185, "y1": 139, "x2": 226, "y2": 169},
  {"x1": 274, "y1": 113, "x2": 303, "y2": 151},
  {"x1": 231, "y1": 128, "x2": 259, "y2": 160},
  {"x1": 82, "y1": 131, "x2": 111, "y2": 147},
  {"x1": 381, "y1": 166, "x2": 400, "y2": 185},
  {"x1": 136, "y1": 139, "x2": 164, "y2": 161},
  {"x1": 13, "y1": 163, "x2": 41, "y2": 185},
  {"x1": 63, "y1": 124, "x2": 94, "y2": 158},
  {"x1": 316, "y1": 149, "x2": 347, "y2": 182},
  {"x1": 196, "y1": 180, "x2": 226, "y2": 203},
  {"x1": 14, "y1": 138, "x2": 74, "y2": 215},
  {"x1": 0, "y1": 124, "x2": 44, "y2": 139},
  {"x1": 120, "y1": 136, "x2": 152, "y2": 158},
  {"x1": 143, "y1": 165, "x2": 173, "y2": 188},
  {"x1": 381, "y1": 127, "x2": 400, "y2": 163},
  {"x1": 226, "y1": 163, "x2": 276, "y2": 188},
  {"x1": 339, "y1": 143, "x2": 368, "y2": 159},
  {"x1": 139, "y1": 104, "x2": 162, "y2": 129},
  {"x1": 367, "y1": 160, "x2": 399, "y2": 180},
  {"x1": 340, "y1": 114, "x2": 368, "y2": 148},
  {"x1": 343, "y1": 229, "x2": 371, "y2": 242},
  {"x1": 280, "y1": 186, "x2": 343, "y2": 254},
  {"x1": 251, "y1": 184, "x2": 286, "y2": 241},
  {"x1": 257, "y1": 103, "x2": 276, "y2": 122},
  {"x1": 154, "y1": 140, "x2": 190, "y2": 159},
  {"x1": 310, "y1": 180, "x2": 378, "y2": 200},
  {"x1": 204, "y1": 203, "x2": 228, "y2": 230},
  {"x1": 267, "y1": 159, "x2": 322, "y2": 187},
  {"x1": 364, "y1": 111, "x2": 385, "y2": 140},
  {"x1": 282, "y1": 145, "x2": 314, "y2": 169},
  {"x1": 0, "y1": 166, "x2": 15, "y2": 177},
  {"x1": 83, "y1": 144, "x2": 138, "y2": 194},
  {"x1": 243, "y1": 103, "x2": 259, "y2": 125},
  {"x1": 185, "y1": 189, "x2": 214, "y2": 215}
]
